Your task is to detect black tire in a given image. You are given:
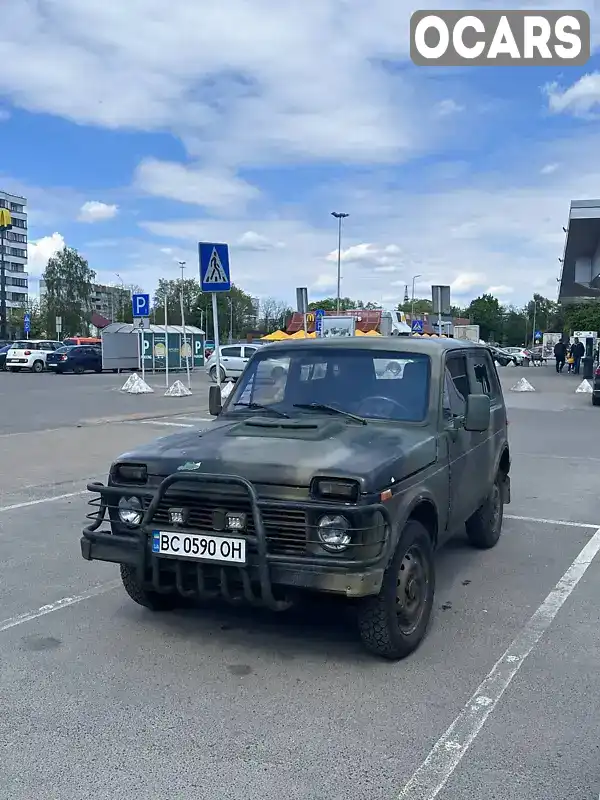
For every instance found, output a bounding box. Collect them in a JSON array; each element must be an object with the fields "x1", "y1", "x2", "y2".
[
  {"x1": 210, "y1": 365, "x2": 226, "y2": 383},
  {"x1": 8, "y1": 367, "x2": 18, "y2": 372},
  {"x1": 357, "y1": 520, "x2": 435, "y2": 660},
  {"x1": 120, "y1": 564, "x2": 179, "y2": 611},
  {"x1": 32, "y1": 360, "x2": 44, "y2": 373},
  {"x1": 465, "y1": 472, "x2": 504, "y2": 549},
  {"x1": 593, "y1": 395, "x2": 600, "y2": 406},
  {"x1": 73, "y1": 364, "x2": 85, "y2": 375},
  {"x1": 499, "y1": 358, "x2": 509, "y2": 367}
]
